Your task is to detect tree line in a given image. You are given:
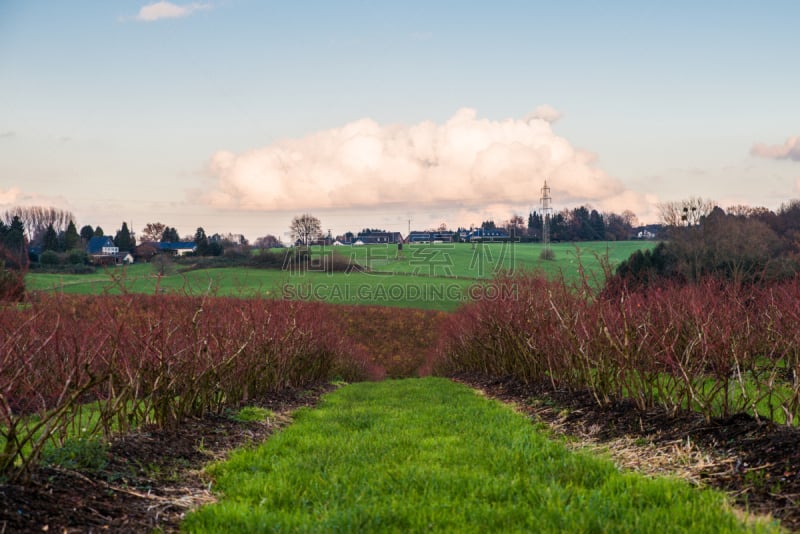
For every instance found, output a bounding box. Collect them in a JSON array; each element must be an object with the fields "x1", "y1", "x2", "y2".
[
  {"x1": 456, "y1": 207, "x2": 641, "y2": 242},
  {"x1": 522, "y1": 206, "x2": 640, "y2": 242},
  {"x1": 0, "y1": 206, "x2": 263, "y2": 271},
  {"x1": 611, "y1": 197, "x2": 800, "y2": 289},
  {"x1": 291, "y1": 206, "x2": 645, "y2": 246},
  {"x1": 447, "y1": 207, "x2": 640, "y2": 242}
]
